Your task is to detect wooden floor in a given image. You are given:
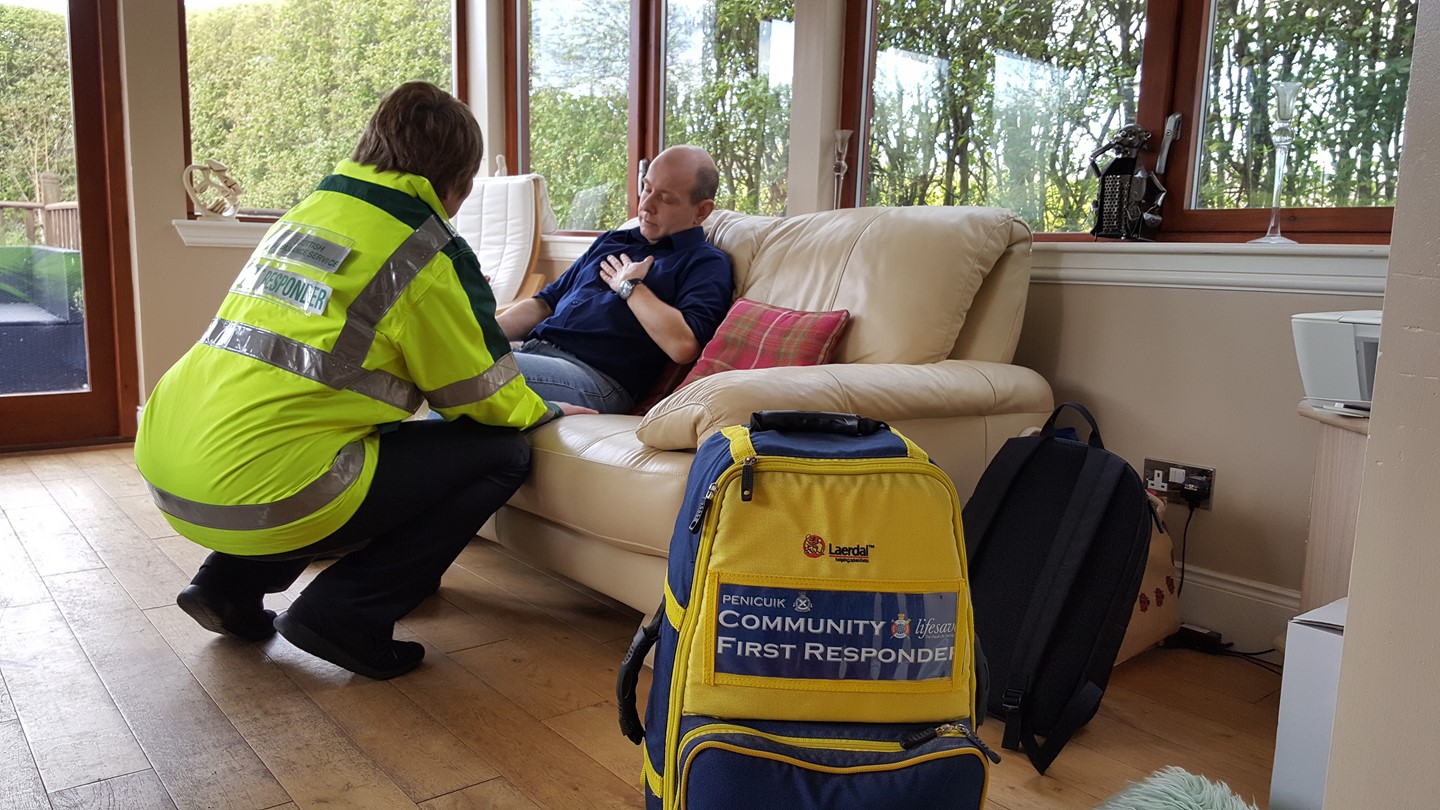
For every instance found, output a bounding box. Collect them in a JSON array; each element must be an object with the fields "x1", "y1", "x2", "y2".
[{"x1": 0, "y1": 444, "x2": 1282, "y2": 810}]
